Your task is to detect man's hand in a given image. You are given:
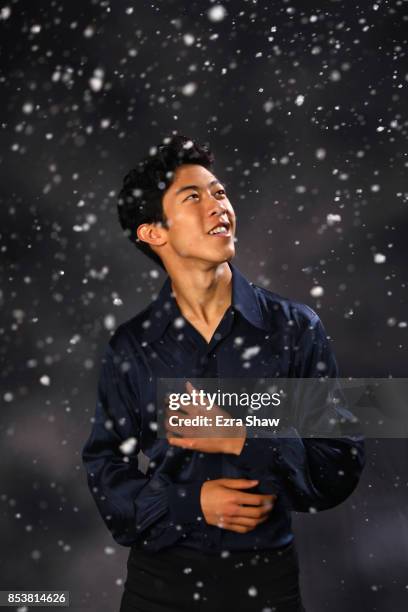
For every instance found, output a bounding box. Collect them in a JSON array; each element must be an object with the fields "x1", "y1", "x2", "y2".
[
  {"x1": 165, "y1": 381, "x2": 246, "y2": 455},
  {"x1": 200, "y1": 478, "x2": 277, "y2": 534}
]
